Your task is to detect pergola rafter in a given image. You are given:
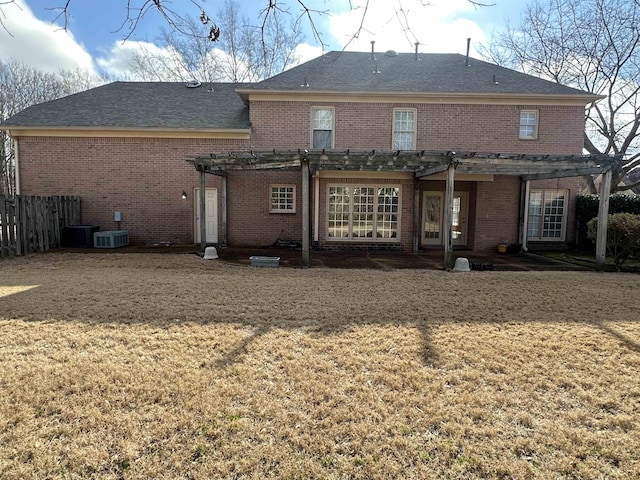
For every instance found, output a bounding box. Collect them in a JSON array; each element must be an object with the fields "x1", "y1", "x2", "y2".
[{"x1": 187, "y1": 150, "x2": 621, "y2": 269}]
